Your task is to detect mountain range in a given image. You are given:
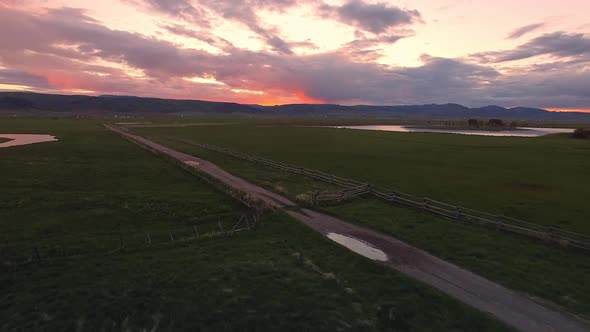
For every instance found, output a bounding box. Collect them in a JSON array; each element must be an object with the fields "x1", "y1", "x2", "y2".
[{"x1": 1, "y1": 92, "x2": 590, "y2": 122}]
